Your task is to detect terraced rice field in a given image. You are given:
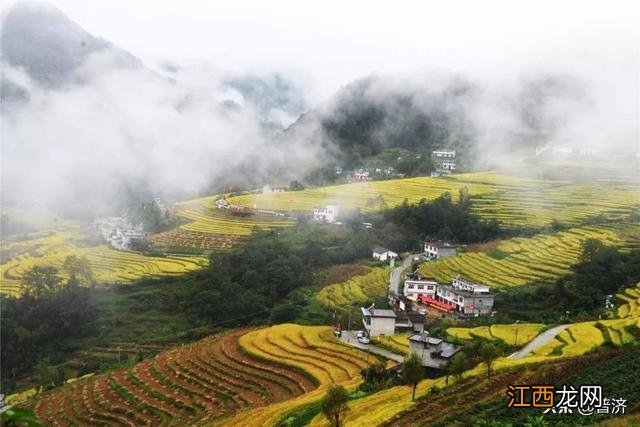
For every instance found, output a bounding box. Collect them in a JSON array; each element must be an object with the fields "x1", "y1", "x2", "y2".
[
  {"x1": 316, "y1": 266, "x2": 390, "y2": 310},
  {"x1": 616, "y1": 282, "x2": 640, "y2": 319},
  {"x1": 449, "y1": 172, "x2": 640, "y2": 228},
  {"x1": 419, "y1": 223, "x2": 640, "y2": 287},
  {"x1": 226, "y1": 172, "x2": 639, "y2": 228},
  {"x1": 219, "y1": 324, "x2": 372, "y2": 427},
  {"x1": 25, "y1": 325, "x2": 370, "y2": 426},
  {"x1": 372, "y1": 333, "x2": 411, "y2": 355},
  {"x1": 226, "y1": 177, "x2": 495, "y2": 212},
  {"x1": 155, "y1": 171, "x2": 638, "y2": 250},
  {"x1": 148, "y1": 196, "x2": 294, "y2": 250},
  {"x1": 447, "y1": 323, "x2": 544, "y2": 346},
  {"x1": 0, "y1": 231, "x2": 207, "y2": 296},
  {"x1": 533, "y1": 283, "x2": 640, "y2": 357}
]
